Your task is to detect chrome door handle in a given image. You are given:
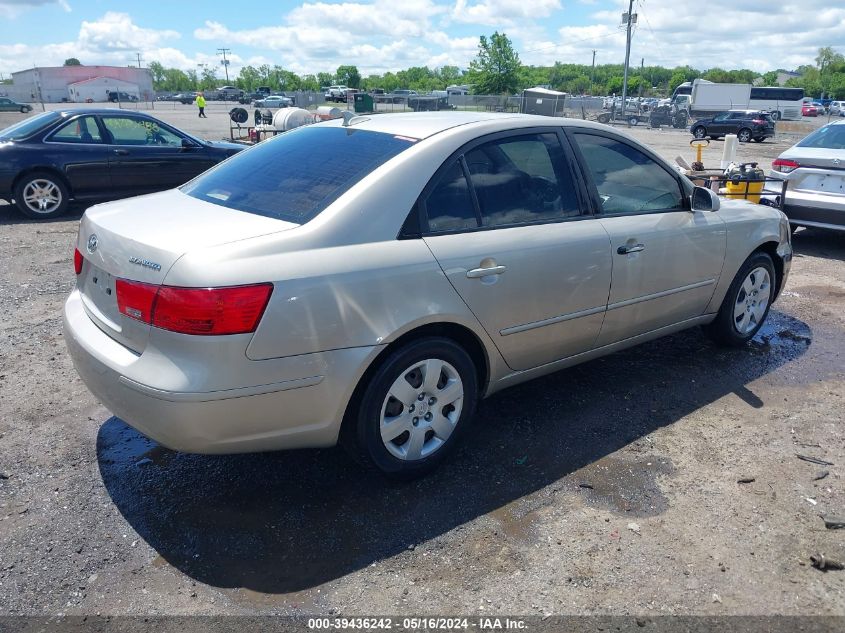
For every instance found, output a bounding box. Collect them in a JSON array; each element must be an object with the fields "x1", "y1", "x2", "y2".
[
  {"x1": 466, "y1": 265, "x2": 506, "y2": 278},
  {"x1": 113, "y1": 149, "x2": 129, "y2": 155},
  {"x1": 617, "y1": 243, "x2": 645, "y2": 254}
]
